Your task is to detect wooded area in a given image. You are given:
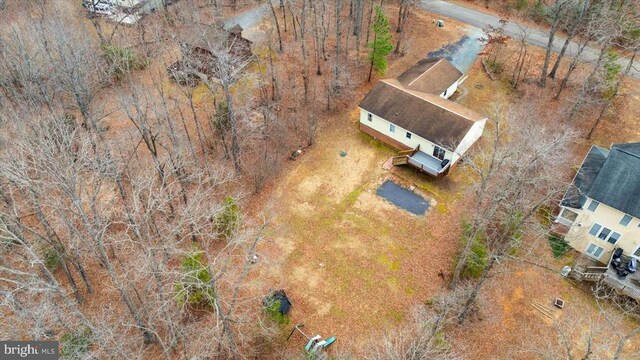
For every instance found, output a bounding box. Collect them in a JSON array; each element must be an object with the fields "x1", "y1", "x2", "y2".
[{"x1": 0, "y1": 0, "x2": 639, "y2": 358}]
